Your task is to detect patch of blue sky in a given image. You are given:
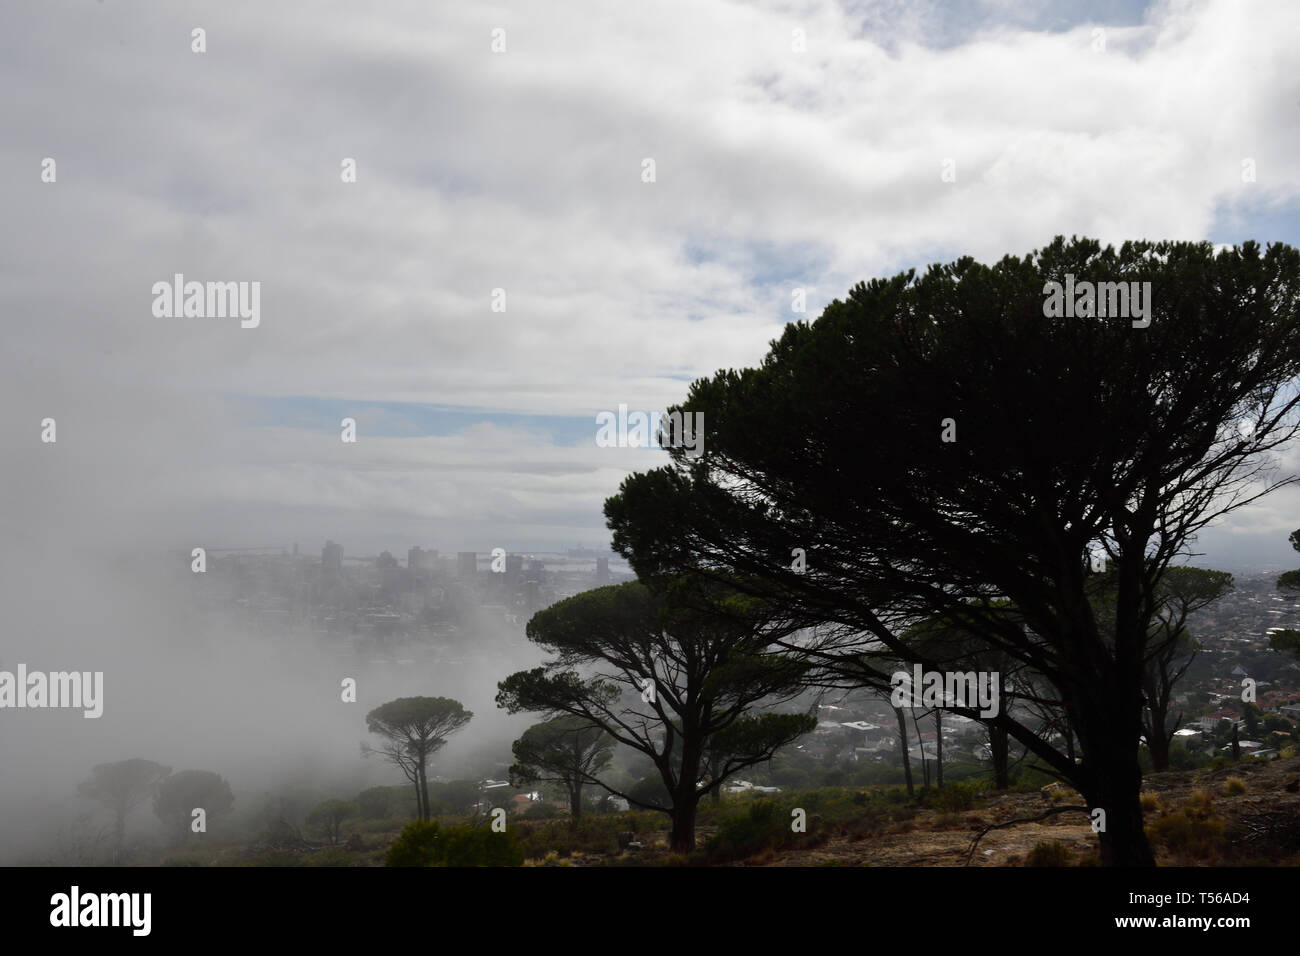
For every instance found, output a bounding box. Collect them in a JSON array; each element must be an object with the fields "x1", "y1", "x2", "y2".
[
  {"x1": 684, "y1": 235, "x2": 830, "y2": 287},
  {"x1": 224, "y1": 394, "x2": 655, "y2": 446},
  {"x1": 1208, "y1": 193, "x2": 1300, "y2": 250},
  {"x1": 841, "y1": 0, "x2": 1153, "y2": 51}
]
